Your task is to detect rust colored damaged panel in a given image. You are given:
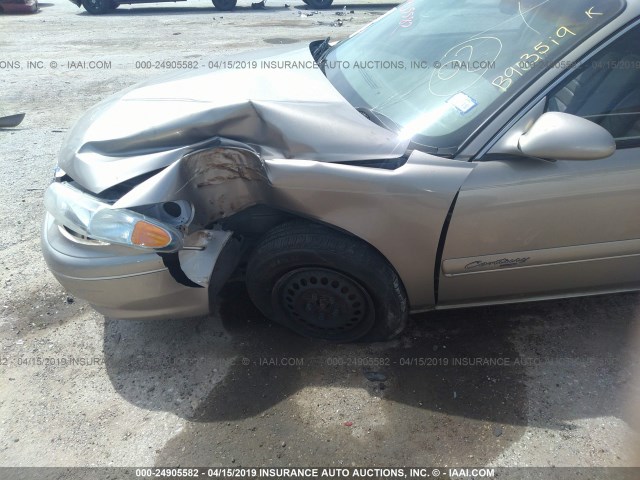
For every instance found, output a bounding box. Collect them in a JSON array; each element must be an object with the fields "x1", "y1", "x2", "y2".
[
  {"x1": 183, "y1": 148, "x2": 268, "y2": 187},
  {"x1": 180, "y1": 148, "x2": 270, "y2": 222}
]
